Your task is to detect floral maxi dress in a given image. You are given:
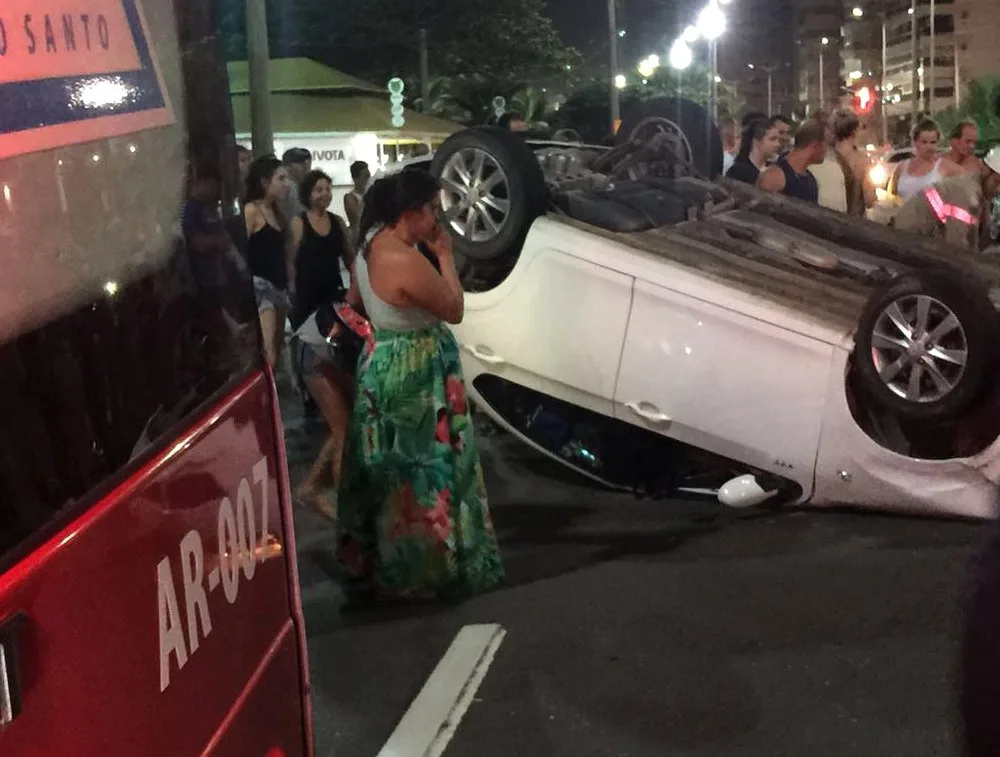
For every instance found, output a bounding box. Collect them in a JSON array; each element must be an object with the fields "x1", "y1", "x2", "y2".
[{"x1": 336, "y1": 253, "x2": 504, "y2": 600}]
